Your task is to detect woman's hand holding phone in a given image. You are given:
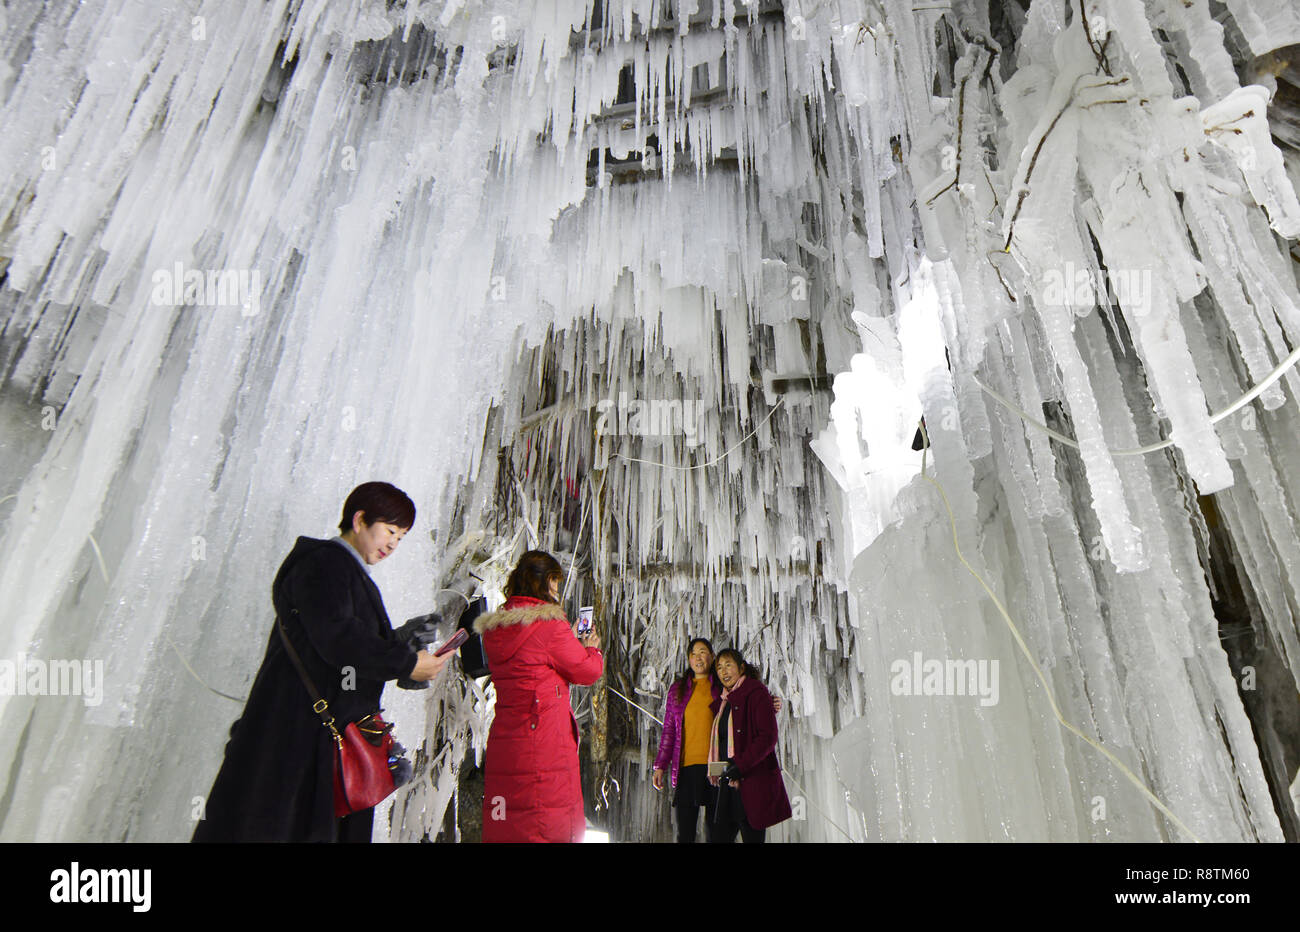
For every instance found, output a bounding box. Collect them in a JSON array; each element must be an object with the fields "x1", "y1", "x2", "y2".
[
  {"x1": 409, "y1": 650, "x2": 451, "y2": 681},
  {"x1": 572, "y1": 621, "x2": 601, "y2": 651}
]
